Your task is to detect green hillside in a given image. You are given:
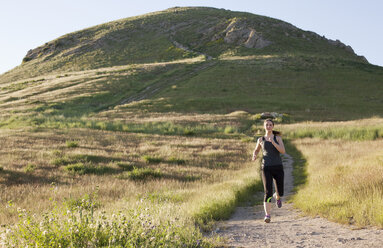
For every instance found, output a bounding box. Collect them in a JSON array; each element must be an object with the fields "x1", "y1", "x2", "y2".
[{"x1": 0, "y1": 6, "x2": 382, "y2": 123}]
